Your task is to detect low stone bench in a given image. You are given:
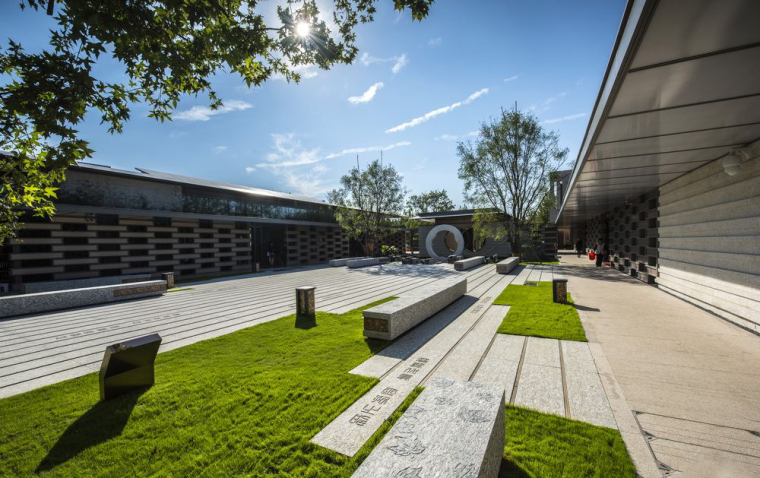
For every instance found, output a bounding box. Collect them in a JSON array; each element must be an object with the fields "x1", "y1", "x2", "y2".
[
  {"x1": 0, "y1": 280, "x2": 167, "y2": 318},
  {"x1": 363, "y1": 277, "x2": 466, "y2": 340},
  {"x1": 347, "y1": 258, "x2": 381, "y2": 268},
  {"x1": 454, "y1": 256, "x2": 484, "y2": 271},
  {"x1": 329, "y1": 257, "x2": 366, "y2": 267},
  {"x1": 351, "y1": 378, "x2": 505, "y2": 478},
  {"x1": 496, "y1": 257, "x2": 520, "y2": 274}
]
